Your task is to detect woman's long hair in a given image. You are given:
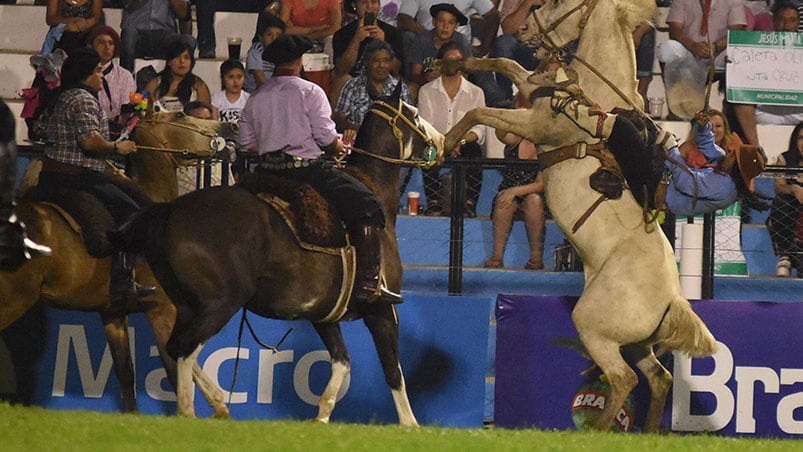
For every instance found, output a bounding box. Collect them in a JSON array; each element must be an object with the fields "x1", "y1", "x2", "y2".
[
  {"x1": 786, "y1": 122, "x2": 803, "y2": 155},
  {"x1": 156, "y1": 40, "x2": 198, "y2": 106}
]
